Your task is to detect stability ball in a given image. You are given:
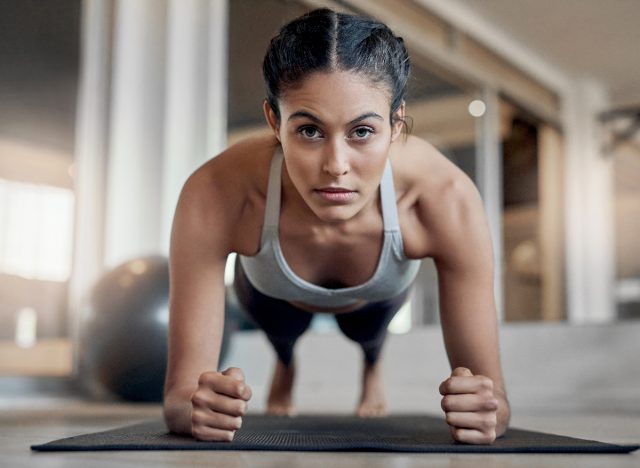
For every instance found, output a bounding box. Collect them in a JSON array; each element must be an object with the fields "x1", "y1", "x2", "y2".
[{"x1": 80, "y1": 255, "x2": 235, "y2": 402}]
